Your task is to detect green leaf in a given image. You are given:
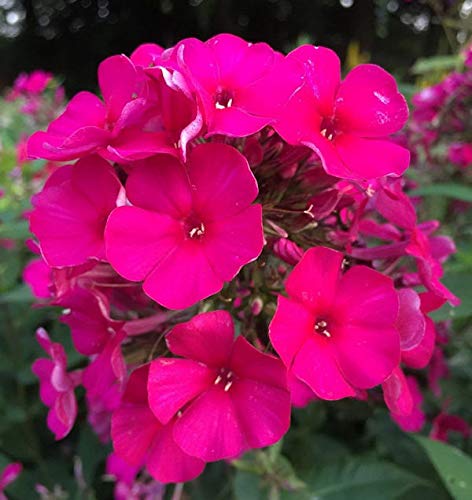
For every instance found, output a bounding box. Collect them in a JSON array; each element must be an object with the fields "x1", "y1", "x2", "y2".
[
  {"x1": 286, "y1": 460, "x2": 433, "y2": 500},
  {"x1": 414, "y1": 436, "x2": 472, "y2": 500},
  {"x1": 410, "y1": 184, "x2": 472, "y2": 203},
  {"x1": 234, "y1": 470, "x2": 268, "y2": 500},
  {"x1": 0, "y1": 220, "x2": 31, "y2": 240},
  {"x1": 411, "y1": 55, "x2": 460, "y2": 75}
]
